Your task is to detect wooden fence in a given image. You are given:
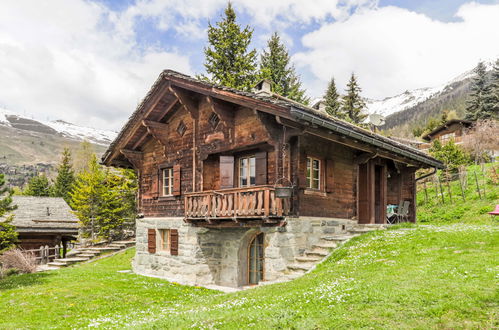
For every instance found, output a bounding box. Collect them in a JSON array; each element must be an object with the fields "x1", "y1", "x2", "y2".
[{"x1": 24, "y1": 246, "x2": 61, "y2": 265}]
